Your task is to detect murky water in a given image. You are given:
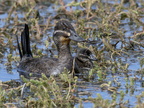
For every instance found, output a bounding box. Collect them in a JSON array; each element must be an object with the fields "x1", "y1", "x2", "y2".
[{"x1": 0, "y1": 0, "x2": 144, "y2": 107}]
